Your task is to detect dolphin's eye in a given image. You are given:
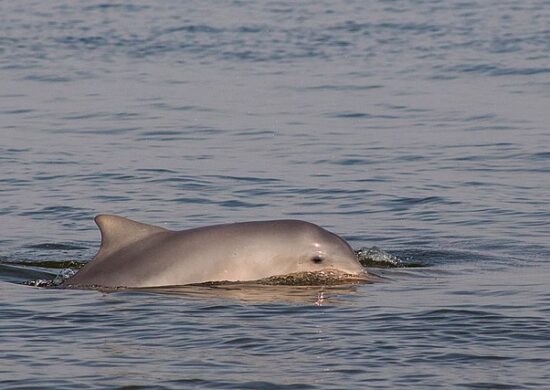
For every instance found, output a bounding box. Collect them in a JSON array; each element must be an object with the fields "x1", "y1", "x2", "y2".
[{"x1": 311, "y1": 256, "x2": 323, "y2": 264}]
